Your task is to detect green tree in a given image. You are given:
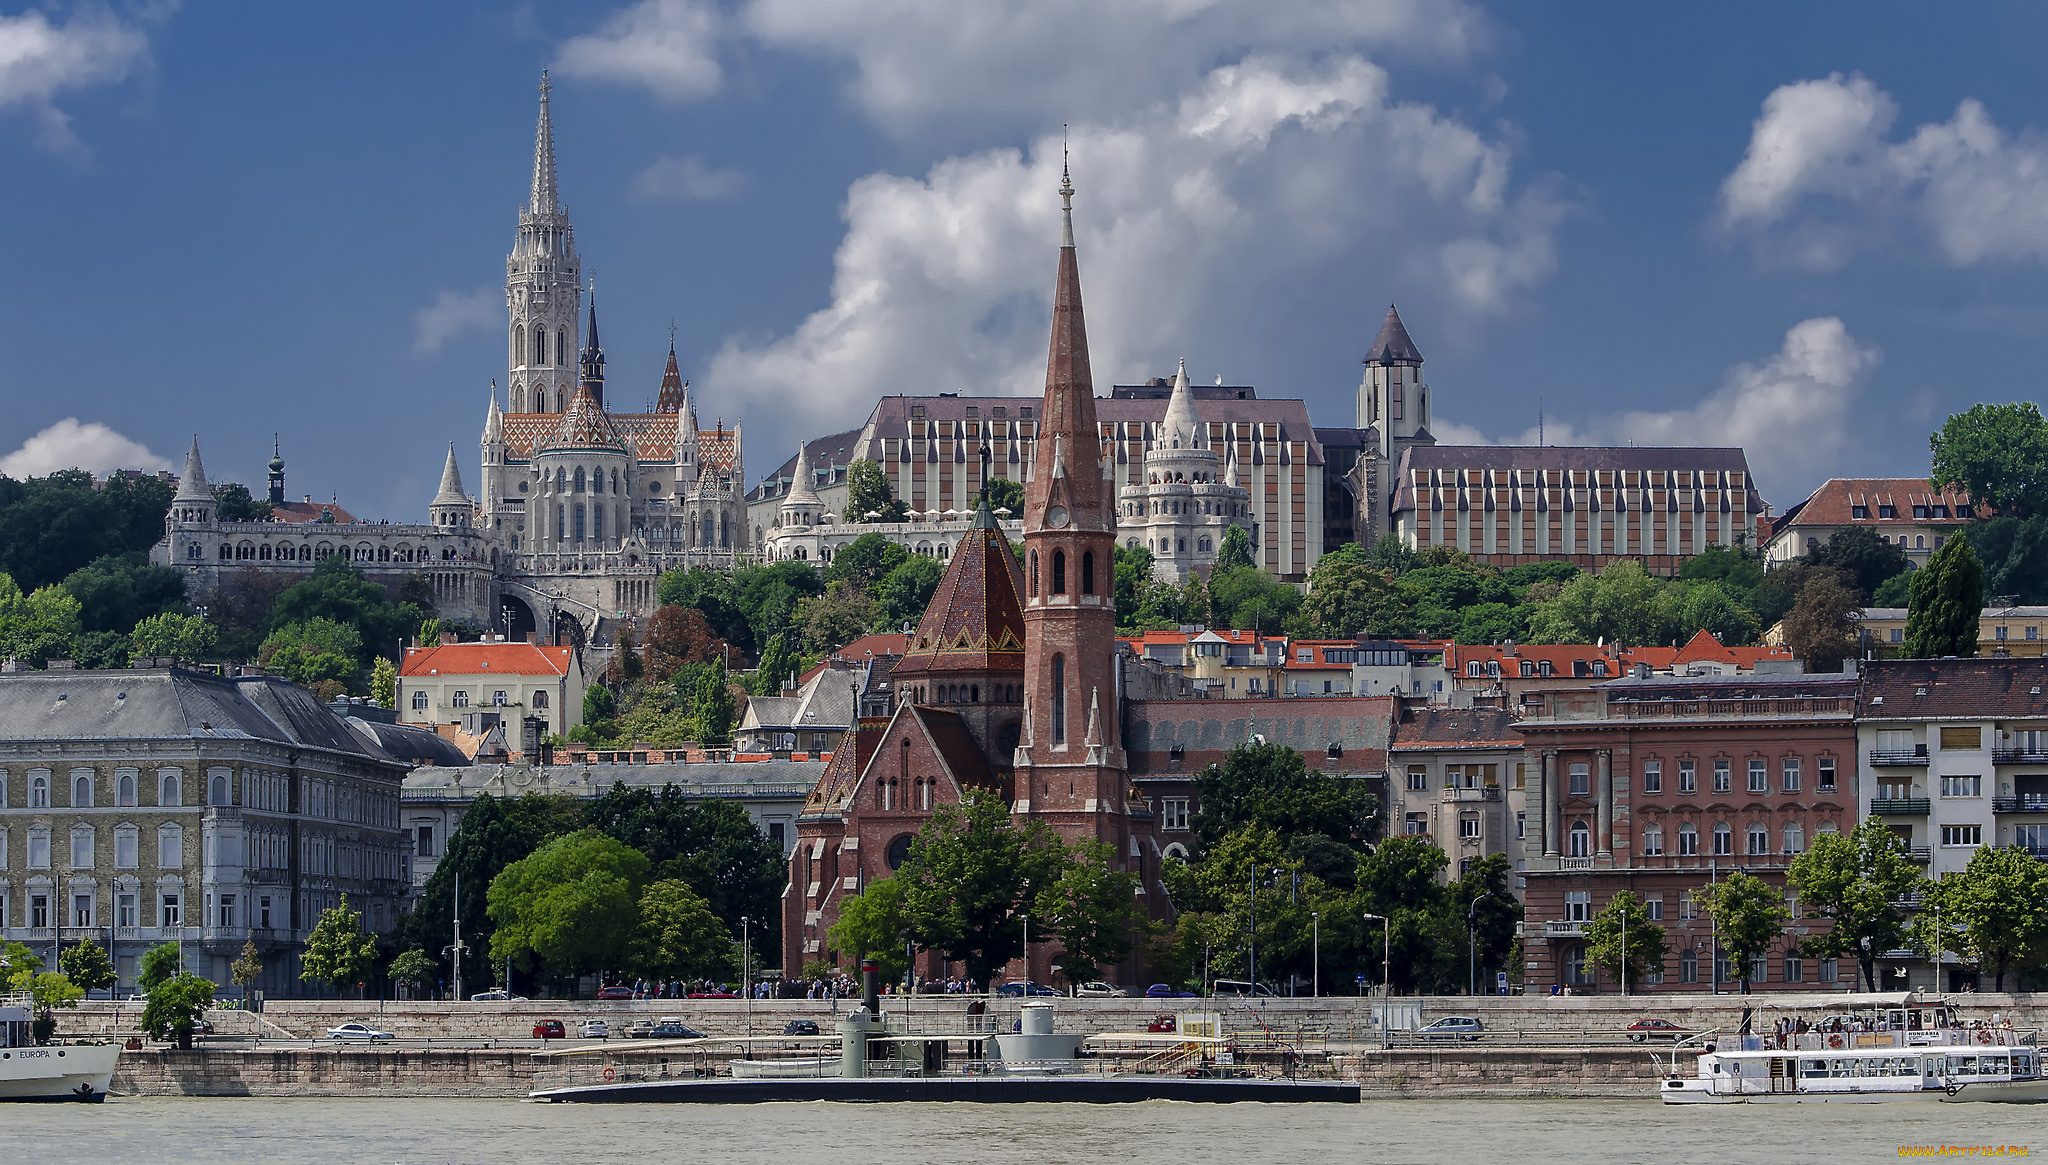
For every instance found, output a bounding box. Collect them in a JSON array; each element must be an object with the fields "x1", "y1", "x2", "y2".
[
  {"x1": 1524, "y1": 560, "x2": 1675, "y2": 648},
  {"x1": 1965, "y1": 517, "x2": 2048, "y2": 606},
  {"x1": 1348, "y1": 835, "x2": 1460, "y2": 994},
  {"x1": 1677, "y1": 542, "x2": 1763, "y2": 594},
  {"x1": 1293, "y1": 544, "x2": 1418, "y2": 639},
  {"x1": 129, "y1": 611, "x2": 217, "y2": 663},
  {"x1": 1808, "y1": 527, "x2": 1913, "y2": 601},
  {"x1": 487, "y1": 832, "x2": 650, "y2": 983},
  {"x1": 388, "y1": 949, "x2": 436, "y2": 998},
  {"x1": 1696, "y1": 872, "x2": 1787, "y2": 993},
  {"x1": 1678, "y1": 581, "x2": 1762, "y2": 646},
  {"x1": 230, "y1": 940, "x2": 263, "y2": 997},
  {"x1": 0, "y1": 574, "x2": 82, "y2": 667},
  {"x1": 630, "y1": 879, "x2": 739, "y2": 982},
  {"x1": 800, "y1": 579, "x2": 876, "y2": 654},
  {"x1": 211, "y1": 481, "x2": 274, "y2": 522},
  {"x1": 259, "y1": 617, "x2": 364, "y2": 691},
  {"x1": 749, "y1": 633, "x2": 797, "y2": 696},
  {"x1": 139, "y1": 943, "x2": 182, "y2": 991},
  {"x1": 31, "y1": 970, "x2": 83, "y2": 1014},
  {"x1": 898, "y1": 795, "x2": 1066, "y2": 986},
  {"x1": 1208, "y1": 565, "x2": 1299, "y2": 633},
  {"x1": 393, "y1": 791, "x2": 584, "y2": 993},
  {"x1": 1191, "y1": 741, "x2": 1379, "y2": 856},
  {"x1": 1113, "y1": 544, "x2": 1157, "y2": 631},
  {"x1": 1930, "y1": 401, "x2": 2048, "y2": 518},
  {"x1": 1905, "y1": 535, "x2": 1985, "y2": 659},
  {"x1": 581, "y1": 682, "x2": 617, "y2": 741},
  {"x1": 1455, "y1": 602, "x2": 1526, "y2": 646},
  {"x1": 874, "y1": 555, "x2": 944, "y2": 631},
  {"x1": 1918, "y1": 843, "x2": 2048, "y2": 991},
  {"x1": 845, "y1": 458, "x2": 910, "y2": 522},
  {"x1": 1033, "y1": 838, "x2": 1144, "y2": 986},
  {"x1": 1872, "y1": 569, "x2": 1915, "y2": 609},
  {"x1": 371, "y1": 656, "x2": 397, "y2": 709},
  {"x1": 62, "y1": 553, "x2": 186, "y2": 635},
  {"x1": 0, "y1": 469, "x2": 174, "y2": 592},
  {"x1": 582, "y1": 785, "x2": 781, "y2": 940},
  {"x1": 1781, "y1": 569, "x2": 1863, "y2": 673},
  {"x1": 828, "y1": 877, "x2": 911, "y2": 982},
  {"x1": 59, "y1": 939, "x2": 117, "y2": 996},
  {"x1": 1216, "y1": 526, "x2": 1256, "y2": 572},
  {"x1": 300, "y1": 895, "x2": 379, "y2": 997},
  {"x1": 1583, "y1": 890, "x2": 1669, "y2": 991},
  {"x1": 0, "y1": 942, "x2": 43, "y2": 993},
  {"x1": 822, "y1": 532, "x2": 909, "y2": 591},
  {"x1": 1786, "y1": 821, "x2": 1923, "y2": 991},
  {"x1": 982, "y1": 476, "x2": 1024, "y2": 516},
  {"x1": 141, "y1": 972, "x2": 215, "y2": 1049},
  {"x1": 692, "y1": 666, "x2": 735, "y2": 746}
]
